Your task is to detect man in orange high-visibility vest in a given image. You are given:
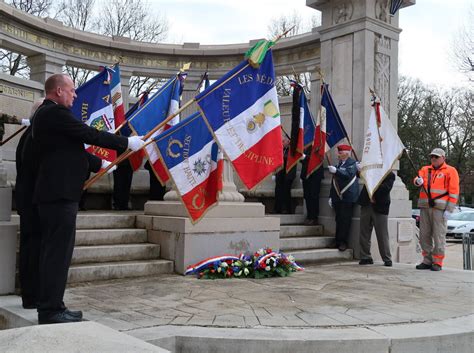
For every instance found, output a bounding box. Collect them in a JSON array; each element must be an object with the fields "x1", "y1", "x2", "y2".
[{"x1": 413, "y1": 148, "x2": 459, "y2": 271}]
